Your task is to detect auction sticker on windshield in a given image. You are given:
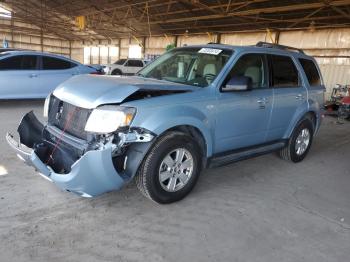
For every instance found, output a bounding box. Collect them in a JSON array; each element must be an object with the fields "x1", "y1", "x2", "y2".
[{"x1": 198, "y1": 48, "x2": 222, "y2": 55}]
